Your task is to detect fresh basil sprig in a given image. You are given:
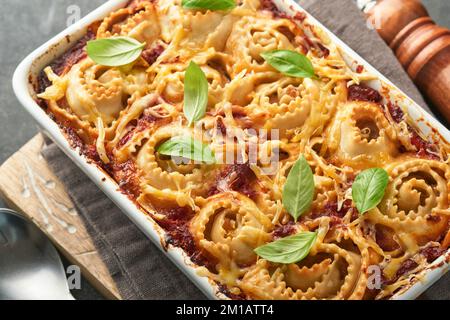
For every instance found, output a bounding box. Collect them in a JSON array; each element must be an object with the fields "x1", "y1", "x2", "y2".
[
  {"x1": 157, "y1": 136, "x2": 215, "y2": 164},
  {"x1": 261, "y1": 50, "x2": 315, "y2": 78},
  {"x1": 87, "y1": 36, "x2": 145, "y2": 67},
  {"x1": 352, "y1": 168, "x2": 389, "y2": 214},
  {"x1": 254, "y1": 231, "x2": 317, "y2": 264},
  {"x1": 184, "y1": 61, "x2": 209, "y2": 125},
  {"x1": 282, "y1": 156, "x2": 315, "y2": 221},
  {"x1": 182, "y1": 0, "x2": 236, "y2": 11}
]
